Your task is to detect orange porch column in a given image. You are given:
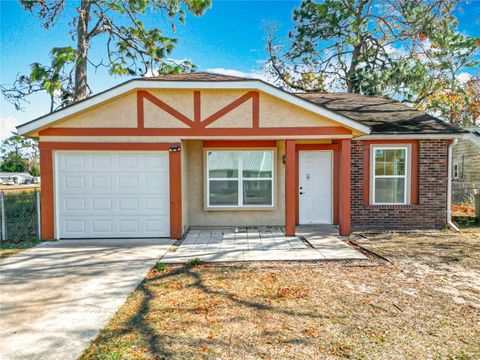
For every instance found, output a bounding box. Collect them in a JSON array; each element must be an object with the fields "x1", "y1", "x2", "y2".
[
  {"x1": 339, "y1": 139, "x2": 351, "y2": 236},
  {"x1": 39, "y1": 147, "x2": 55, "y2": 240},
  {"x1": 169, "y1": 146, "x2": 182, "y2": 239},
  {"x1": 285, "y1": 140, "x2": 297, "y2": 236}
]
